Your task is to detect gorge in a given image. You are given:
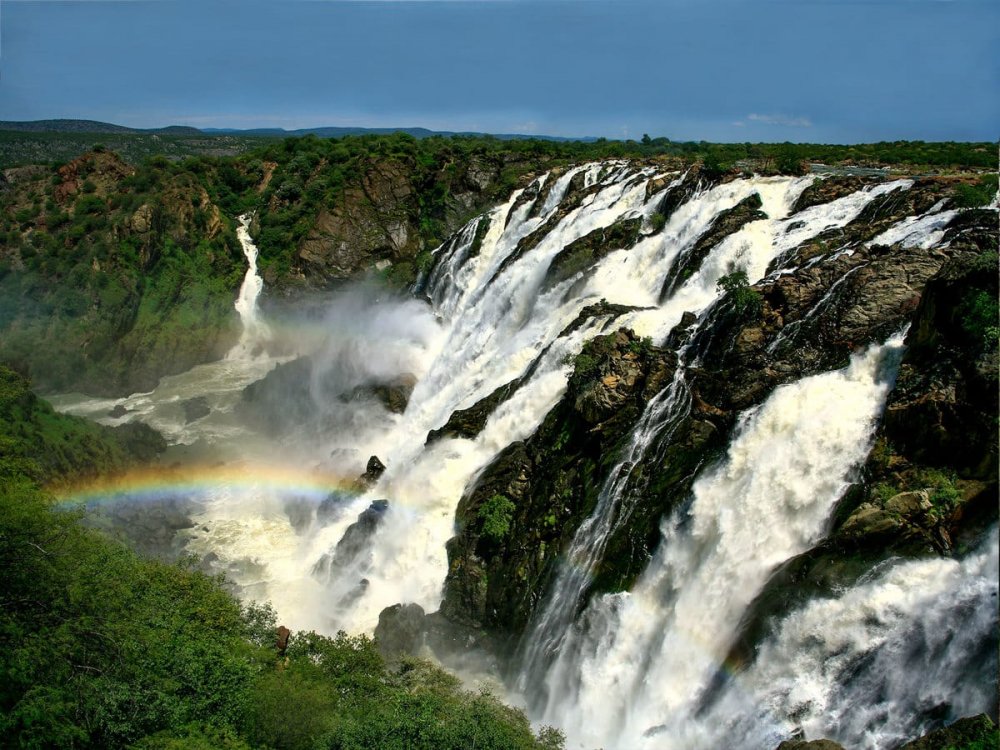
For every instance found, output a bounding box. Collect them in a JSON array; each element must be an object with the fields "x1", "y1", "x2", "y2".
[{"x1": 1, "y1": 143, "x2": 997, "y2": 749}]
